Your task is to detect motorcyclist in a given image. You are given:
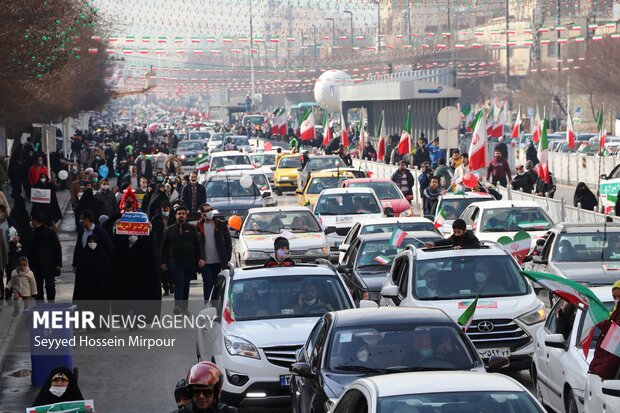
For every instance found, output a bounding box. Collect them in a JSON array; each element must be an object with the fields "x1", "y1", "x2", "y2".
[{"x1": 177, "y1": 361, "x2": 237, "y2": 413}]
